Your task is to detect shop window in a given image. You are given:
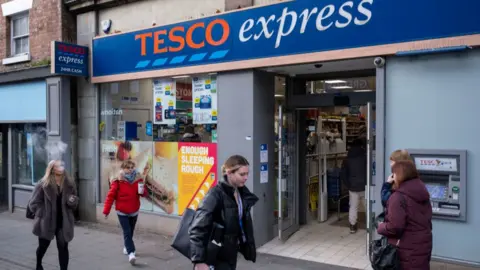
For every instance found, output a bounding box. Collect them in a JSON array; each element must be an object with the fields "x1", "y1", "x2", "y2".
[
  {"x1": 11, "y1": 12, "x2": 29, "y2": 56},
  {"x1": 99, "y1": 74, "x2": 218, "y2": 216},
  {"x1": 13, "y1": 123, "x2": 47, "y2": 186}
]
